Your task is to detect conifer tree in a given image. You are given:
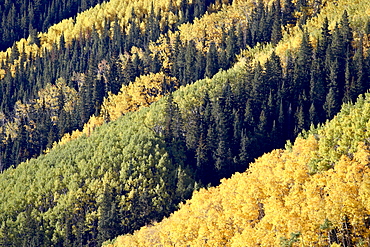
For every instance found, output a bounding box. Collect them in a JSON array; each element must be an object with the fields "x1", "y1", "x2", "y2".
[
  {"x1": 251, "y1": 62, "x2": 265, "y2": 110},
  {"x1": 310, "y1": 52, "x2": 326, "y2": 121},
  {"x1": 226, "y1": 24, "x2": 238, "y2": 67},
  {"x1": 9, "y1": 42, "x2": 20, "y2": 64},
  {"x1": 318, "y1": 17, "x2": 331, "y2": 59},
  {"x1": 324, "y1": 87, "x2": 340, "y2": 119},
  {"x1": 97, "y1": 186, "x2": 120, "y2": 246},
  {"x1": 271, "y1": 15, "x2": 282, "y2": 45},
  {"x1": 293, "y1": 30, "x2": 312, "y2": 98},
  {"x1": 244, "y1": 99, "x2": 255, "y2": 130},
  {"x1": 238, "y1": 129, "x2": 252, "y2": 169},
  {"x1": 351, "y1": 37, "x2": 365, "y2": 101},
  {"x1": 264, "y1": 51, "x2": 282, "y2": 95},
  {"x1": 294, "y1": 104, "x2": 305, "y2": 135},
  {"x1": 0, "y1": 221, "x2": 11, "y2": 246},
  {"x1": 282, "y1": 0, "x2": 295, "y2": 25},
  {"x1": 205, "y1": 42, "x2": 219, "y2": 78},
  {"x1": 184, "y1": 40, "x2": 197, "y2": 85},
  {"x1": 340, "y1": 10, "x2": 353, "y2": 52}
]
